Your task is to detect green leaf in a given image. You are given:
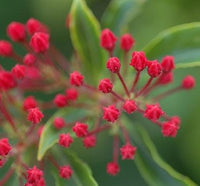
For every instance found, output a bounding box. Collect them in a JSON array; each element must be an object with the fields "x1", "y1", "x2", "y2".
[
  {"x1": 37, "y1": 108, "x2": 88, "y2": 161},
  {"x1": 52, "y1": 149, "x2": 98, "y2": 186},
  {"x1": 70, "y1": 0, "x2": 106, "y2": 85},
  {"x1": 102, "y1": 0, "x2": 147, "y2": 35},
  {"x1": 143, "y1": 22, "x2": 200, "y2": 70},
  {"x1": 123, "y1": 116, "x2": 197, "y2": 186}
]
